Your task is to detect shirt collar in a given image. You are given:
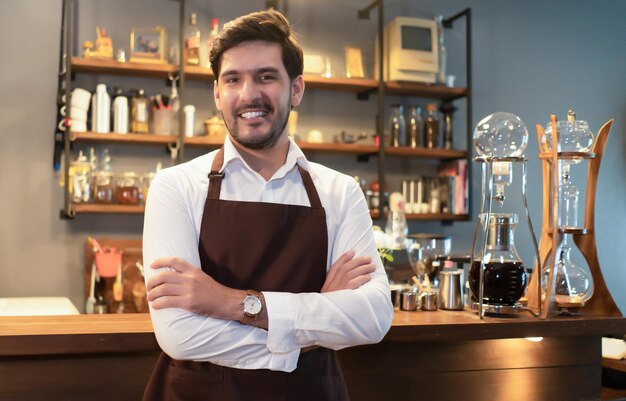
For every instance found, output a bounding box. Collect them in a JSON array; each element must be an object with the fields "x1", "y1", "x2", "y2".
[{"x1": 220, "y1": 135, "x2": 310, "y2": 179}]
